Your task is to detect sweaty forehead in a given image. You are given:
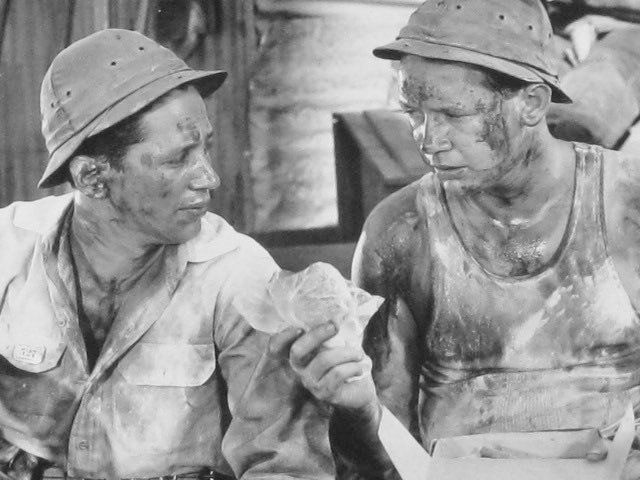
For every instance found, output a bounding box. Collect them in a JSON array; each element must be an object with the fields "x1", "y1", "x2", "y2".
[{"x1": 398, "y1": 56, "x2": 494, "y2": 107}]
